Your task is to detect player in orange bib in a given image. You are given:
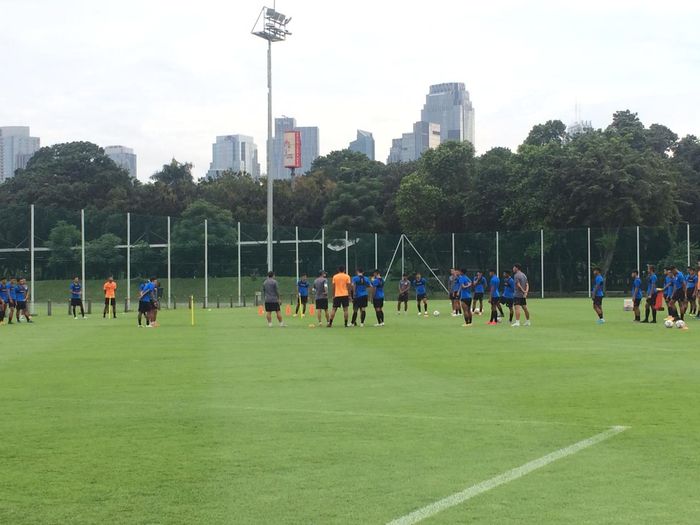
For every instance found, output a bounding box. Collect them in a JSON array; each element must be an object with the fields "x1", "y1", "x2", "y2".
[
  {"x1": 103, "y1": 276, "x2": 117, "y2": 319},
  {"x1": 328, "y1": 265, "x2": 352, "y2": 328}
]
